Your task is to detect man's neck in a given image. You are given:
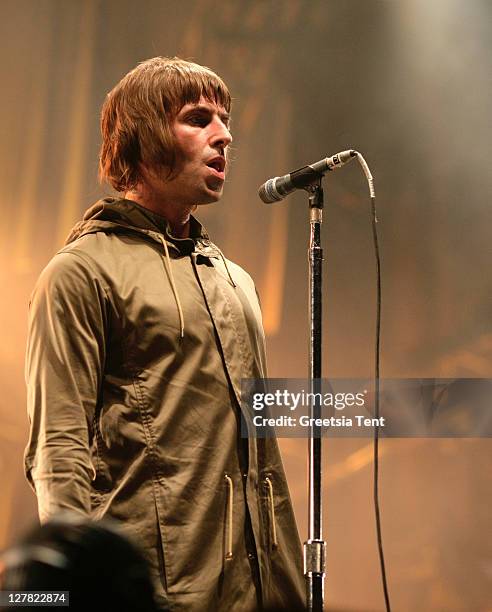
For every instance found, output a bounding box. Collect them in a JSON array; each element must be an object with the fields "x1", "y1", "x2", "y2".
[{"x1": 124, "y1": 188, "x2": 196, "y2": 239}]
